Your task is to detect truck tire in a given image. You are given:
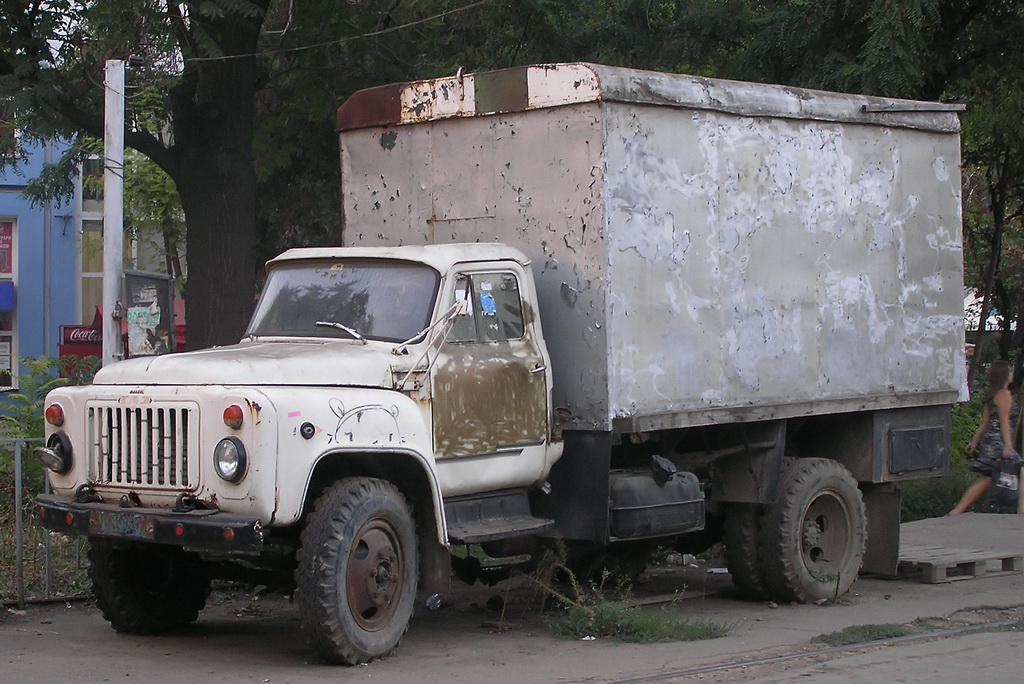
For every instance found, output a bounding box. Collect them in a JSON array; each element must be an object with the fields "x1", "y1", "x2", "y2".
[
  {"x1": 723, "y1": 503, "x2": 769, "y2": 600},
  {"x1": 87, "y1": 540, "x2": 211, "y2": 634},
  {"x1": 757, "y1": 458, "x2": 866, "y2": 603},
  {"x1": 296, "y1": 477, "x2": 418, "y2": 664}
]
